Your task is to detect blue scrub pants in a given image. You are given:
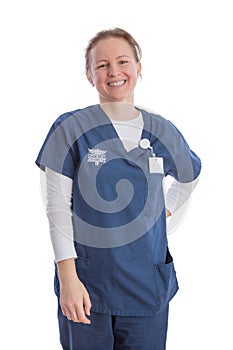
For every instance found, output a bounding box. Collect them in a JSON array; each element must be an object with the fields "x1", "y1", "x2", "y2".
[{"x1": 57, "y1": 304, "x2": 169, "y2": 350}]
